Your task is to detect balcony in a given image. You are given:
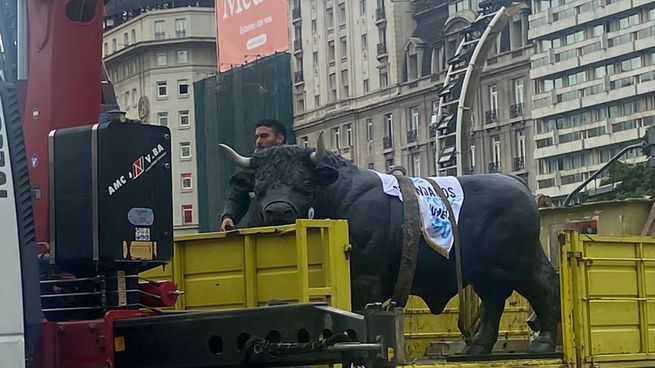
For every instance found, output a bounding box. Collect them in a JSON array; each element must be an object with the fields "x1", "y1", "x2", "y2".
[
  {"x1": 513, "y1": 156, "x2": 526, "y2": 172},
  {"x1": 377, "y1": 43, "x2": 387, "y2": 57},
  {"x1": 485, "y1": 109, "x2": 498, "y2": 124},
  {"x1": 175, "y1": 30, "x2": 186, "y2": 38},
  {"x1": 292, "y1": 7, "x2": 301, "y2": 22},
  {"x1": 510, "y1": 103, "x2": 523, "y2": 119},
  {"x1": 488, "y1": 161, "x2": 501, "y2": 173},
  {"x1": 293, "y1": 40, "x2": 302, "y2": 52},
  {"x1": 154, "y1": 32, "x2": 165, "y2": 40},
  {"x1": 294, "y1": 71, "x2": 304, "y2": 84},
  {"x1": 407, "y1": 130, "x2": 417, "y2": 144},
  {"x1": 383, "y1": 136, "x2": 393, "y2": 149},
  {"x1": 375, "y1": 7, "x2": 386, "y2": 24}
]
